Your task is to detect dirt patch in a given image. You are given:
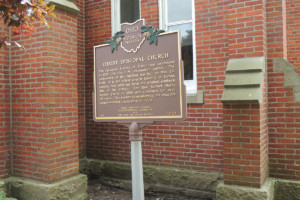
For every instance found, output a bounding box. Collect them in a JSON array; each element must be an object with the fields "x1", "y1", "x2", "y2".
[{"x1": 87, "y1": 179, "x2": 210, "y2": 200}]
